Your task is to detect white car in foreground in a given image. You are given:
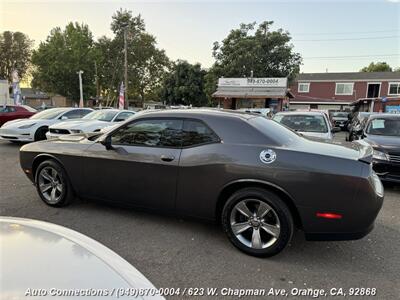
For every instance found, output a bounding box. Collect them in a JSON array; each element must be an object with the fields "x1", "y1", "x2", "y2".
[
  {"x1": 0, "y1": 217, "x2": 164, "y2": 299},
  {"x1": 0, "y1": 107, "x2": 93, "y2": 142},
  {"x1": 46, "y1": 109, "x2": 135, "y2": 139},
  {"x1": 273, "y1": 111, "x2": 340, "y2": 140}
]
